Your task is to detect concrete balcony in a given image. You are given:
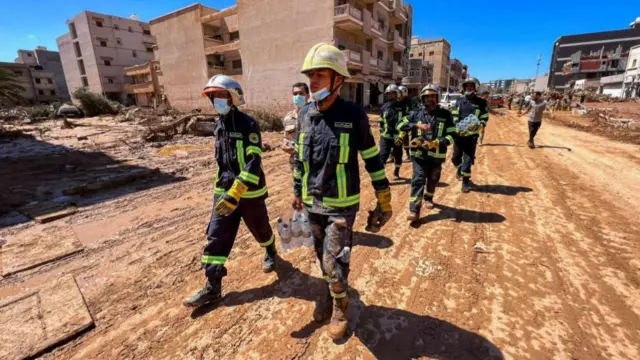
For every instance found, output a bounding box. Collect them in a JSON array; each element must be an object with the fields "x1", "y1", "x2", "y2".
[
  {"x1": 204, "y1": 35, "x2": 224, "y2": 47},
  {"x1": 392, "y1": 29, "x2": 405, "y2": 50},
  {"x1": 379, "y1": 0, "x2": 393, "y2": 12},
  {"x1": 389, "y1": 0, "x2": 408, "y2": 24},
  {"x1": 125, "y1": 82, "x2": 154, "y2": 94},
  {"x1": 393, "y1": 62, "x2": 404, "y2": 79},
  {"x1": 371, "y1": 22, "x2": 382, "y2": 38},
  {"x1": 342, "y1": 49, "x2": 363, "y2": 70},
  {"x1": 204, "y1": 40, "x2": 240, "y2": 55},
  {"x1": 334, "y1": 4, "x2": 364, "y2": 31},
  {"x1": 378, "y1": 60, "x2": 392, "y2": 75},
  {"x1": 362, "y1": 9, "x2": 374, "y2": 38},
  {"x1": 207, "y1": 65, "x2": 226, "y2": 78},
  {"x1": 369, "y1": 56, "x2": 378, "y2": 71}
]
